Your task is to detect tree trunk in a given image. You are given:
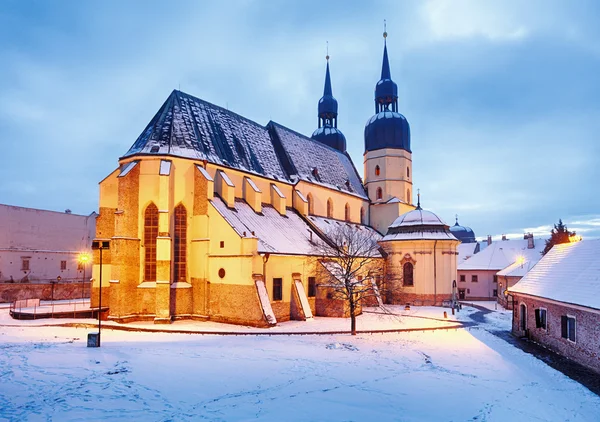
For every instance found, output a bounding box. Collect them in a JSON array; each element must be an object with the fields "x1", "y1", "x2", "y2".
[{"x1": 349, "y1": 300, "x2": 356, "y2": 335}]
